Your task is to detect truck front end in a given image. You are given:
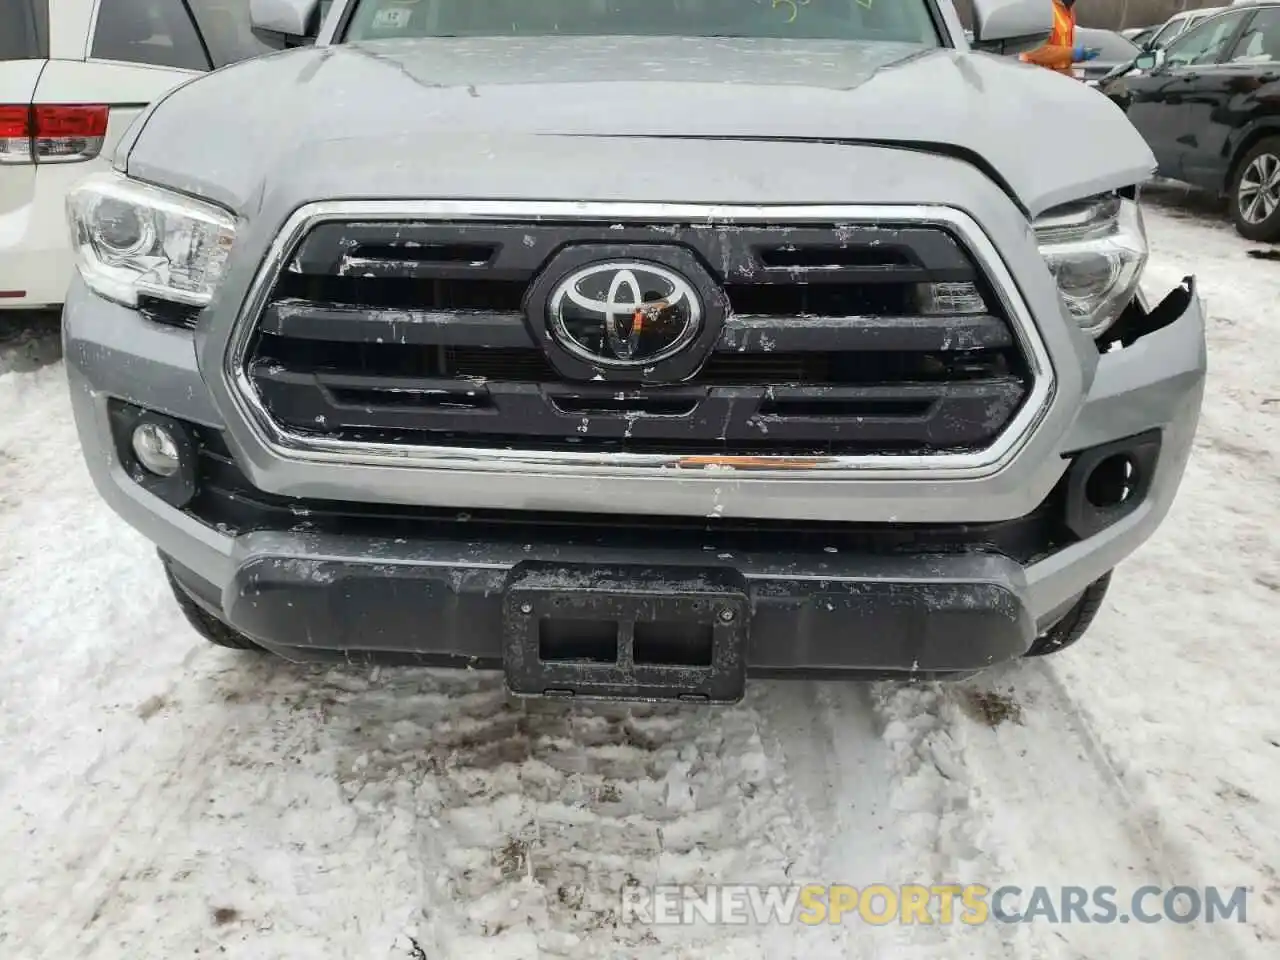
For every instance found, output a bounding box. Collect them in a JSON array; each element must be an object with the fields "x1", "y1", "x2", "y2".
[{"x1": 61, "y1": 3, "x2": 1206, "y2": 702}]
